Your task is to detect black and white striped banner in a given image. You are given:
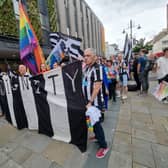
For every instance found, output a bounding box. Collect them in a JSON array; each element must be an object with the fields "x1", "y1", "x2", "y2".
[
  {"x1": 1, "y1": 61, "x2": 87, "y2": 152},
  {"x1": 123, "y1": 33, "x2": 132, "y2": 62},
  {"x1": 49, "y1": 32, "x2": 84, "y2": 60}
]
